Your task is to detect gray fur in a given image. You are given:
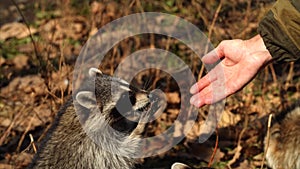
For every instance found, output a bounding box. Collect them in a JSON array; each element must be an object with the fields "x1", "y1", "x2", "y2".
[
  {"x1": 28, "y1": 68, "x2": 156, "y2": 169},
  {"x1": 265, "y1": 105, "x2": 300, "y2": 169}
]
